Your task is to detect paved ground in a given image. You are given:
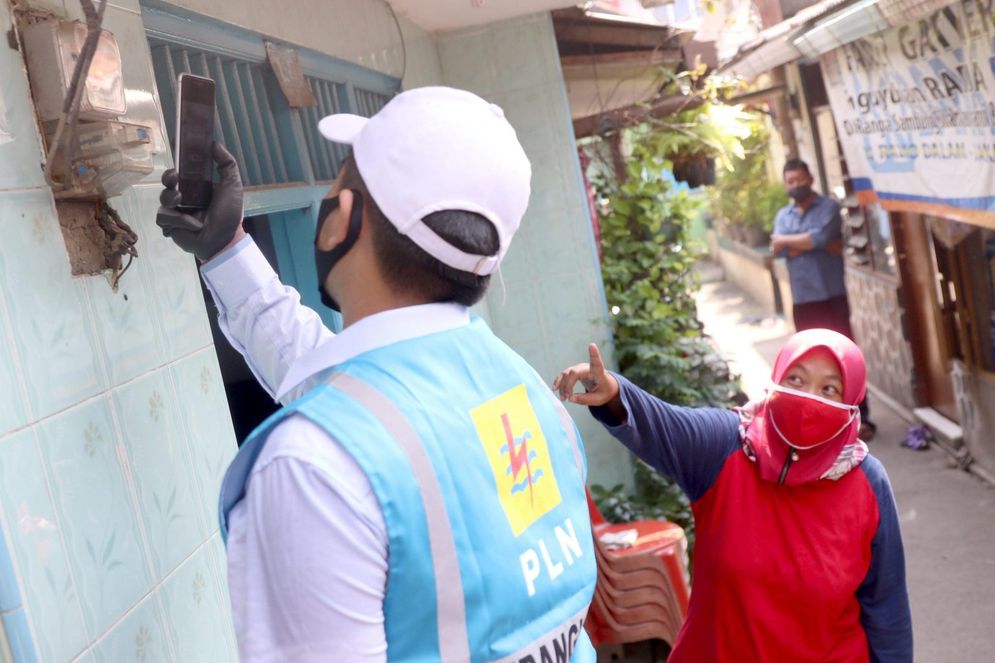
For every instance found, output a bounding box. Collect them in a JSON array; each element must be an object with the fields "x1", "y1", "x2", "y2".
[{"x1": 695, "y1": 264, "x2": 995, "y2": 662}]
